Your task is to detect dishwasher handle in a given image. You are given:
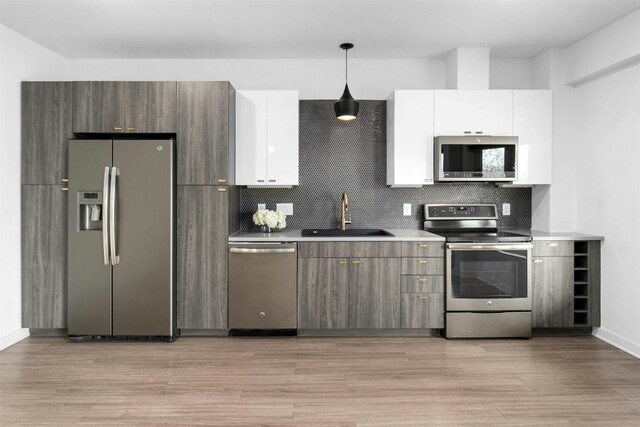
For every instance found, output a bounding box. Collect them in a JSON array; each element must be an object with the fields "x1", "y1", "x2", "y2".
[{"x1": 230, "y1": 247, "x2": 296, "y2": 254}]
